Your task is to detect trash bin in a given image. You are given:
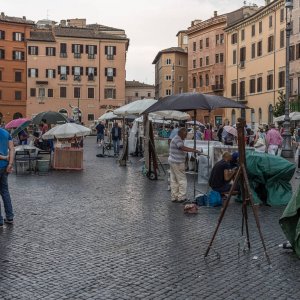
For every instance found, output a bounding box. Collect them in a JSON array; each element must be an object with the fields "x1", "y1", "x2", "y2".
[{"x1": 36, "y1": 160, "x2": 50, "y2": 173}]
